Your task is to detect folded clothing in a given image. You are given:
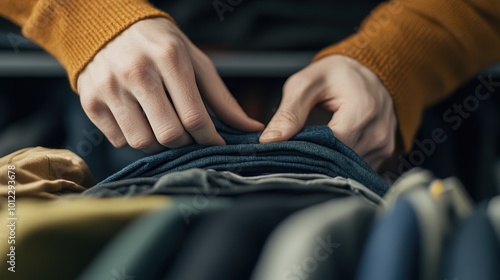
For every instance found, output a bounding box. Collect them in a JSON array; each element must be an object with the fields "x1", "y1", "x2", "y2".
[
  {"x1": 79, "y1": 169, "x2": 383, "y2": 280},
  {"x1": 98, "y1": 118, "x2": 389, "y2": 196},
  {"x1": 83, "y1": 169, "x2": 383, "y2": 205}
]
